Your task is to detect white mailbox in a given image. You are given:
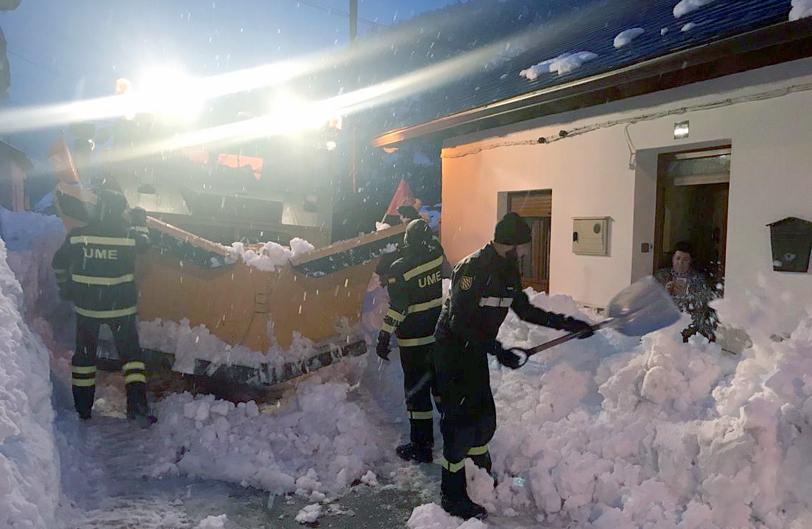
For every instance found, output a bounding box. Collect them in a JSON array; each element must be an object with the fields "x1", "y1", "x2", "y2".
[{"x1": 572, "y1": 217, "x2": 610, "y2": 256}]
